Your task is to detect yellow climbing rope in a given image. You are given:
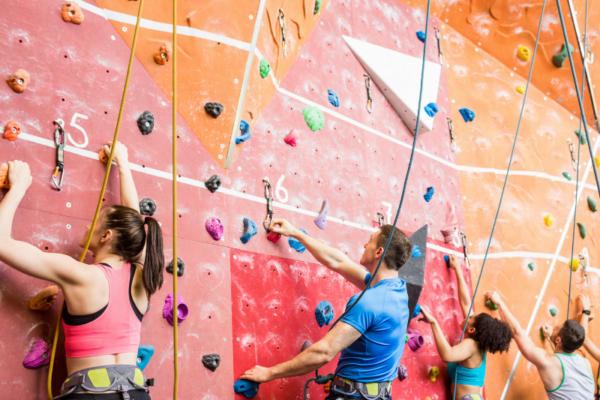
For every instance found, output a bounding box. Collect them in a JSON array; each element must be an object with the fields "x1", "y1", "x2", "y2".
[
  {"x1": 172, "y1": 0, "x2": 179, "y2": 397},
  {"x1": 46, "y1": 0, "x2": 146, "y2": 398}
]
